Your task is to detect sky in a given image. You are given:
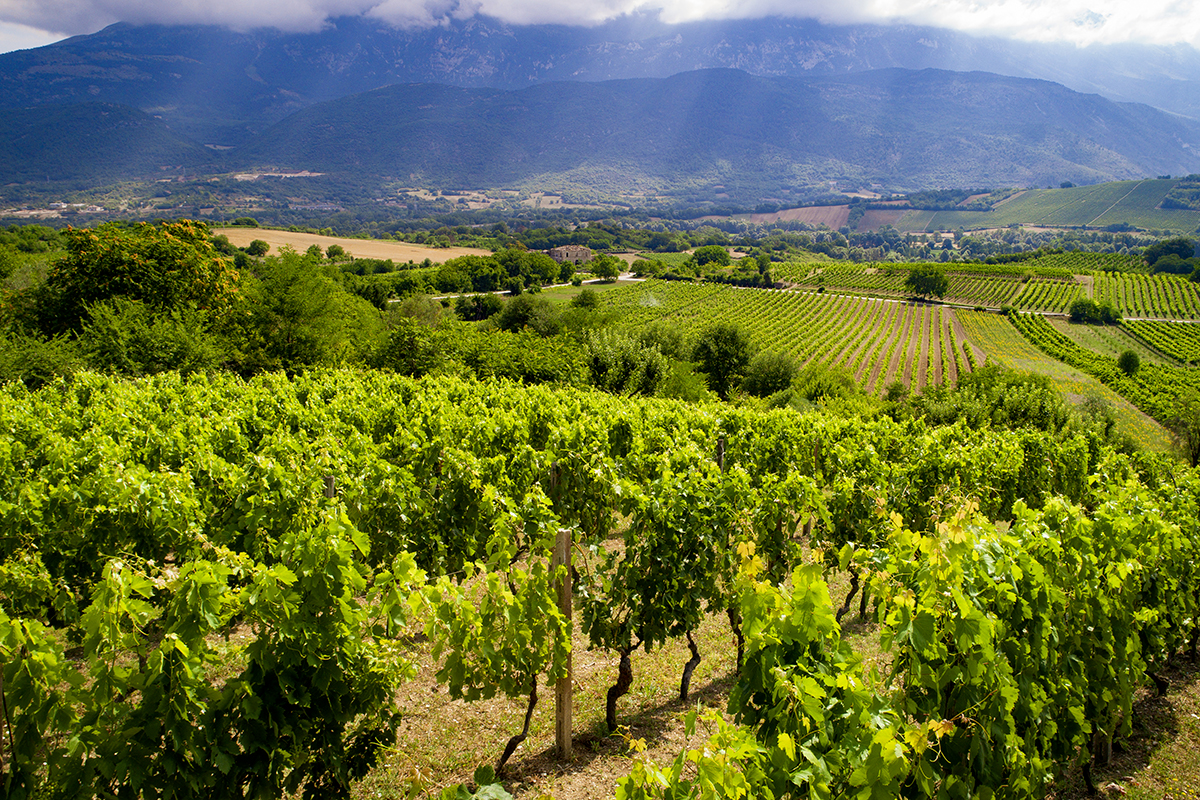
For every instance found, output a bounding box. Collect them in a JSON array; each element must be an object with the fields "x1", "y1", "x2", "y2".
[{"x1": 1, "y1": 0, "x2": 1197, "y2": 55}]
